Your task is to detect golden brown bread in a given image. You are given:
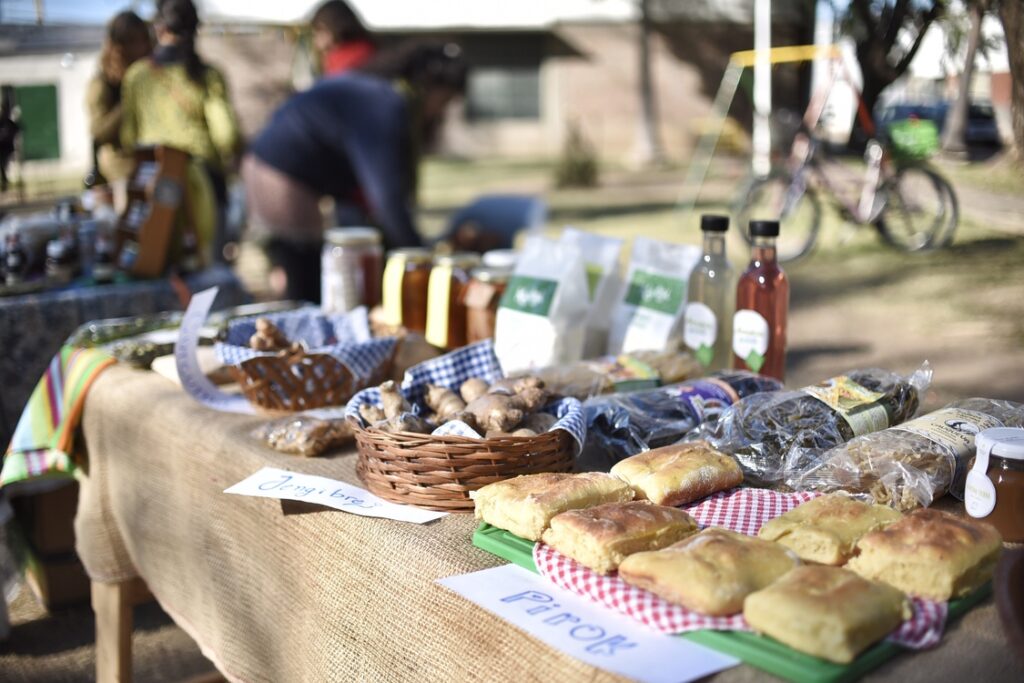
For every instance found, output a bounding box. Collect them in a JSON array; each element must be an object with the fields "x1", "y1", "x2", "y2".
[
  {"x1": 743, "y1": 565, "x2": 911, "y2": 664},
  {"x1": 617, "y1": 528, "x2": 799, "y2": 615},
  {"x1": 473, "y1": 472, "x2": 635, "y2": 541},
  {"x1": 610, "y1": 441, "x2": 743, "y2": 506},
  {"x1": 541, "y1": 501, "x2": 698, "y2": 574},
  {"x1": 846, "y1": 508, "x2": 1002, "y2": 601},
  {"x1": 757, "y1": 493, "x2": 901, "y2": 565}
]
